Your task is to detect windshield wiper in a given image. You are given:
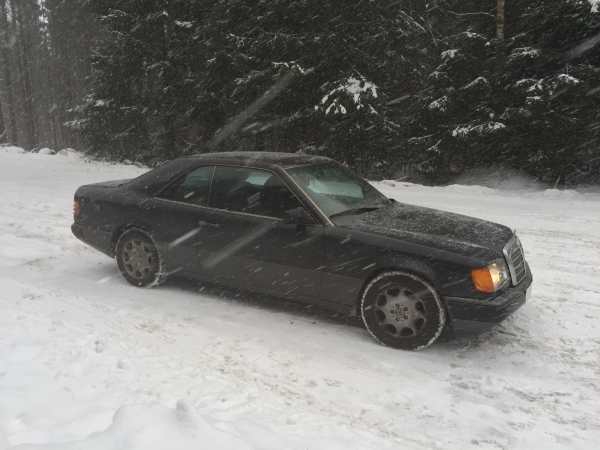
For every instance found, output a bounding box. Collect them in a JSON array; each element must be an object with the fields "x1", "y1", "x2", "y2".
[{"x1": 329, "y1": 206, "x2": 384, "y2": 219}]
